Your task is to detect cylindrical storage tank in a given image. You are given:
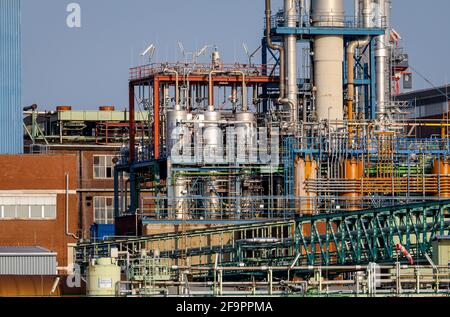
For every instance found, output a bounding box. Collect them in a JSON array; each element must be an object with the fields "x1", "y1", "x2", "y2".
[
  {"x1": 433, "y1": 158, "x2": 450, "y2": 198},
  {"x1": 311, "y1": 0, "x2": 345, "y2": 27},
  {"x1": 294, "y1": 156, "x2": 318, "y2": 215},
  {"x1": 203, "y1": 109, "x2": 224, "y2": 163},
  {"x1": 313, "y1": 35, "x2": 344, "y2": 123},
  {"x1": 235, "y1": 112, "x2": 256, "y2": 163},
  {"x1": 86, "y1": 258, "x2": 121, "y2": 297},
  {"x1": 166, "y1": 108, "x2": 188, "y2": 157},
  {"x1": 340, "y1": 158, "x2": 363, "y2": 210},
  {"x1": 99, "y1": 106, "x2": 115, "y2": 111},
  {"x1": 56, "y1": 106, "x2": 72, "y2": 111}
]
